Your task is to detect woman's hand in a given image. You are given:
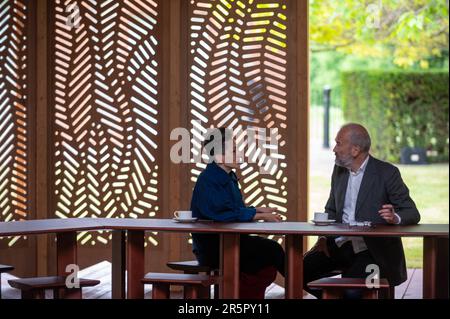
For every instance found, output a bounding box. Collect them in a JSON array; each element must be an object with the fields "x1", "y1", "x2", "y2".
[
  {"x1": 256, "y1": 207, "x2": 278, "y2": 214},
  {"x1": 254, "y1": 207, "x2": 282, "y2": 222}
]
